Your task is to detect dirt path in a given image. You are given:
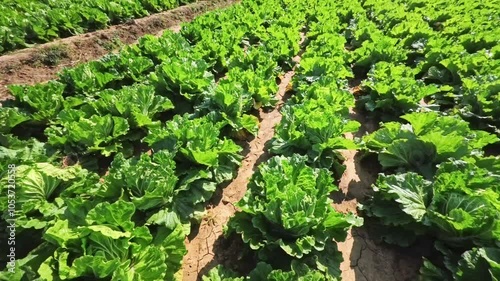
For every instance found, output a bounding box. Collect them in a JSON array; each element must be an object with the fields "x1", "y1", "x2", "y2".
[{"x1": 0, "y1": 0, "x2": 237, "y2": 100}]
